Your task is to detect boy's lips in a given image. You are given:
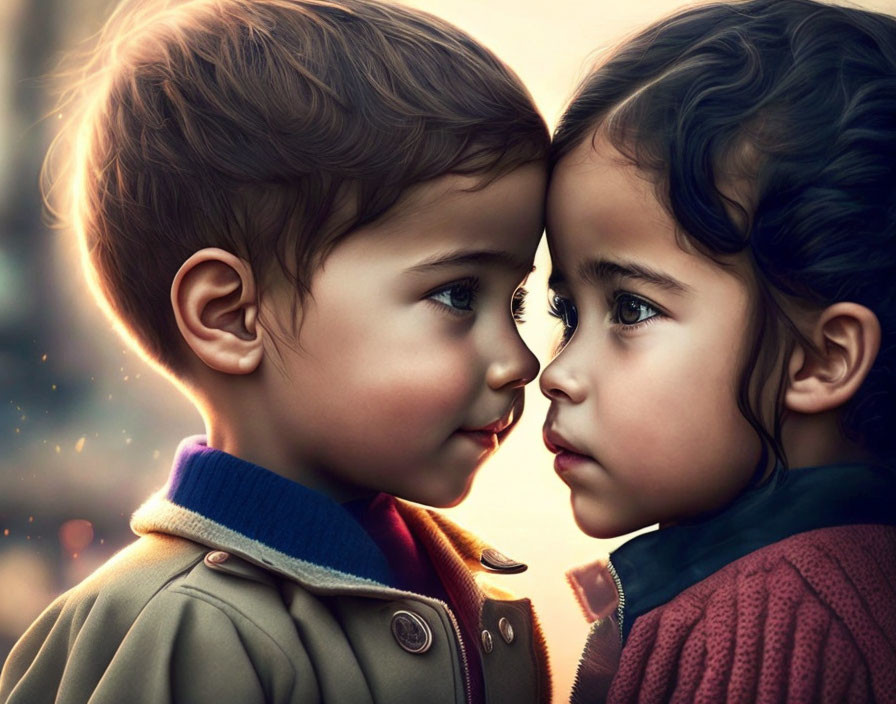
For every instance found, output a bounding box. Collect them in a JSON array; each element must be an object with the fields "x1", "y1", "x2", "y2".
[
  {"x1": 456, "y1": 405, "x2": 520, "y2": 448},
  {"x1": 463, "y1": 418, "x2": 513, "y2": 434}
]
